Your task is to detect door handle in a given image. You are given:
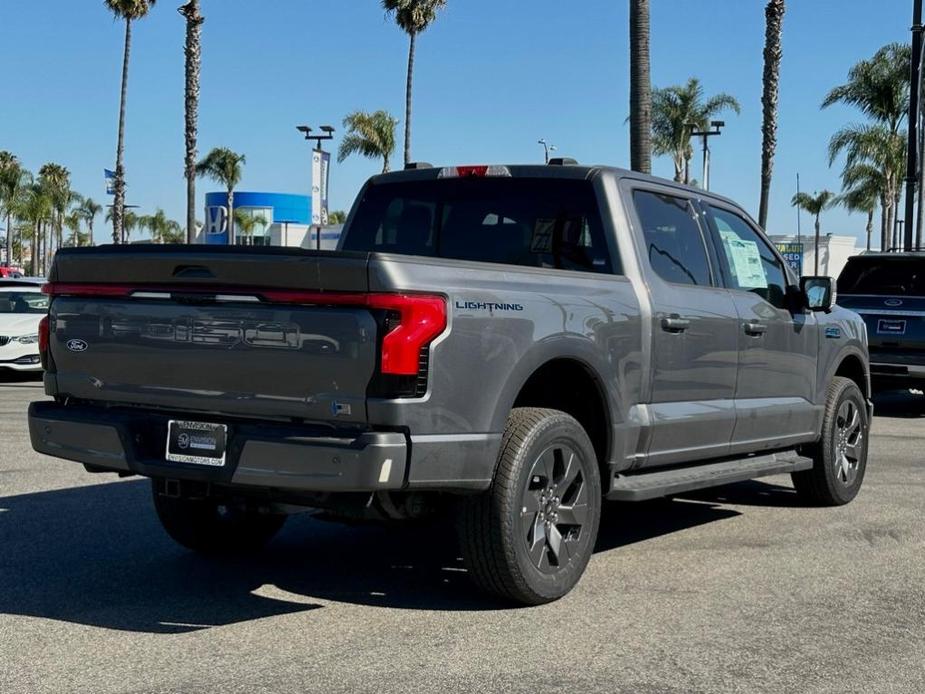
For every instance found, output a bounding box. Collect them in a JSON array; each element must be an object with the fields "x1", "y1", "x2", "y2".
[
  {"x1": 661, "y1": 317, "x2": 690, "y2": 333},
  {"x1": 744, "y1": 322, "x2": 767, "y2": 336}
]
